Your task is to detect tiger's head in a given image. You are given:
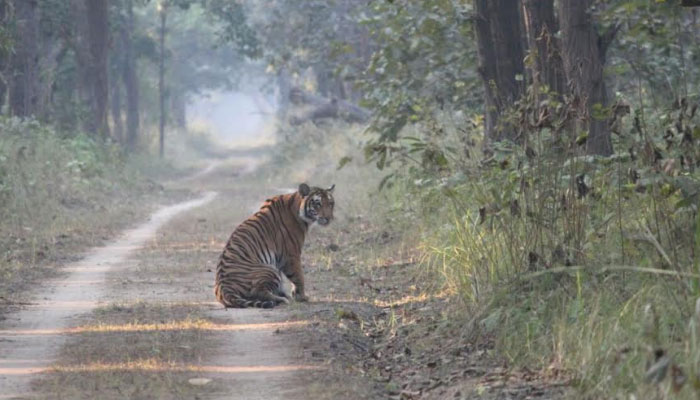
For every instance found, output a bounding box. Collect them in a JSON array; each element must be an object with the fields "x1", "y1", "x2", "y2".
[{"x1": 298, "y1": 183, "x2": 335, "y2": 226}]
